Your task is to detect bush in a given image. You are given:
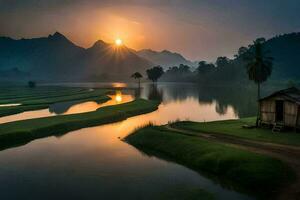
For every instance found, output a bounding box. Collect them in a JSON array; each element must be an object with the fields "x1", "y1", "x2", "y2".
[{"x1": 28, "y1": 81, "x2": 36, "y2": 88}]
